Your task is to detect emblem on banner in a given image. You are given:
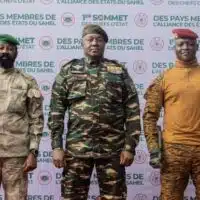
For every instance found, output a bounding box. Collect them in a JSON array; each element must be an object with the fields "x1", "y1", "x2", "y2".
[
  {"x1": 39, "y1": 36, "x2": 53, "y2": 50},
  {"x1": 150, "y1": 37, "x2": 164, "y2": 51},
  {"x1": 41, "y1": 130, "x2": 50, "y2": 141},
  {"x1": 134, "y1": 194, "x2": 147, "y2": 200},
  {"x1": 150, "y1": 0, "x2": 164, "y2": 5},
  {"x1": 133, "y1": 60, "x2": 147, "y2": 74},
  {"x1": 38, "y1": 170, "x2": 52, "y2": 185},
  {"x1": 134, "y1": 150, "x2": 147, "y2": 164},
  {"x1": 39, "y1": 80, "x2": 52, "y2": 96},
  {"x1": 149, "y1": 171, "x2": 160, "y2": 186},
  {"x1": 40, "y1": 0, "x2": 53, "y2": 4},
  {"x1": 61, "y1": 12, "x2": 75, "y2": 26},
  {"x1": 134, "y1": 13, "x2": 148, "y2": 28}
]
